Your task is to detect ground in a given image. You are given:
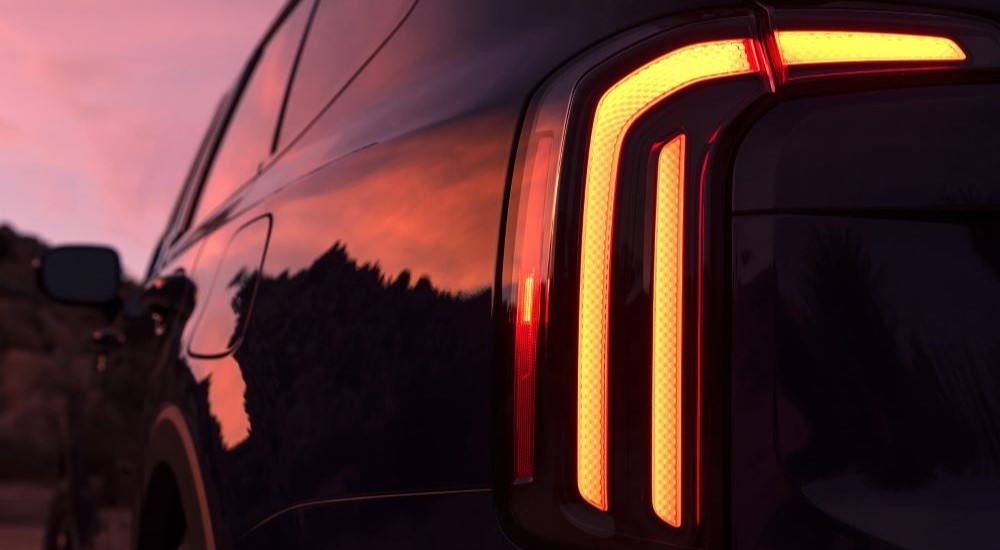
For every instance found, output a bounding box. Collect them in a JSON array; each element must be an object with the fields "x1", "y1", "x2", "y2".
[{"x1": 0, "y1": 482, "x2": 51, "y2": 550}]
